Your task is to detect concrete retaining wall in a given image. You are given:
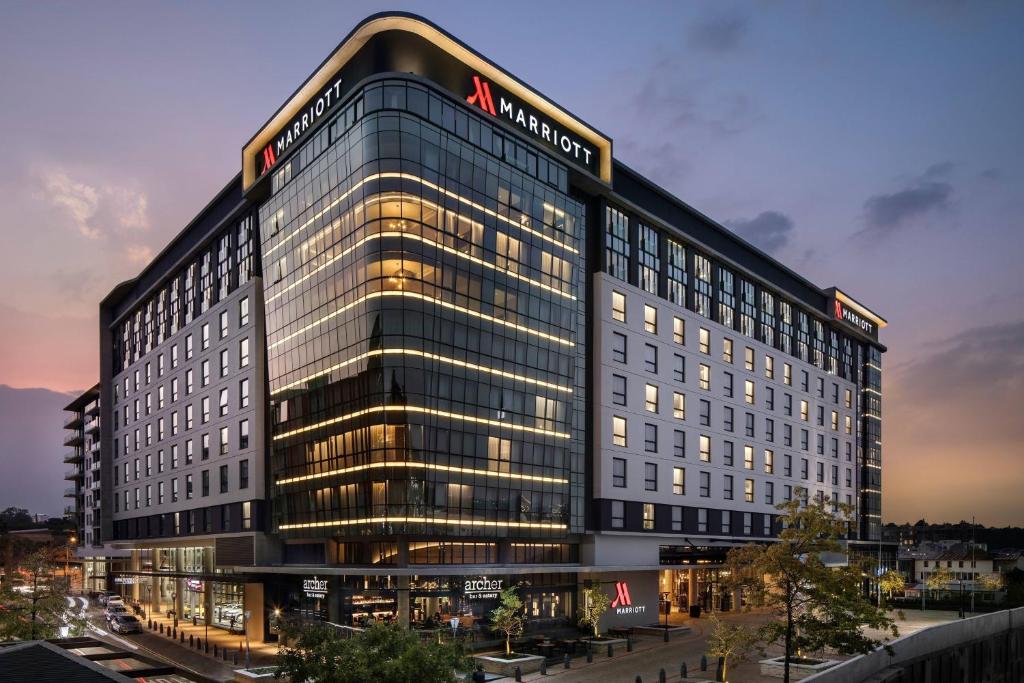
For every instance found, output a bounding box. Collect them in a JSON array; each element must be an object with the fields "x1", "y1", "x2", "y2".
[{"x1": 805, "y1": 607, "x2": 1024, "y2": 682}]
